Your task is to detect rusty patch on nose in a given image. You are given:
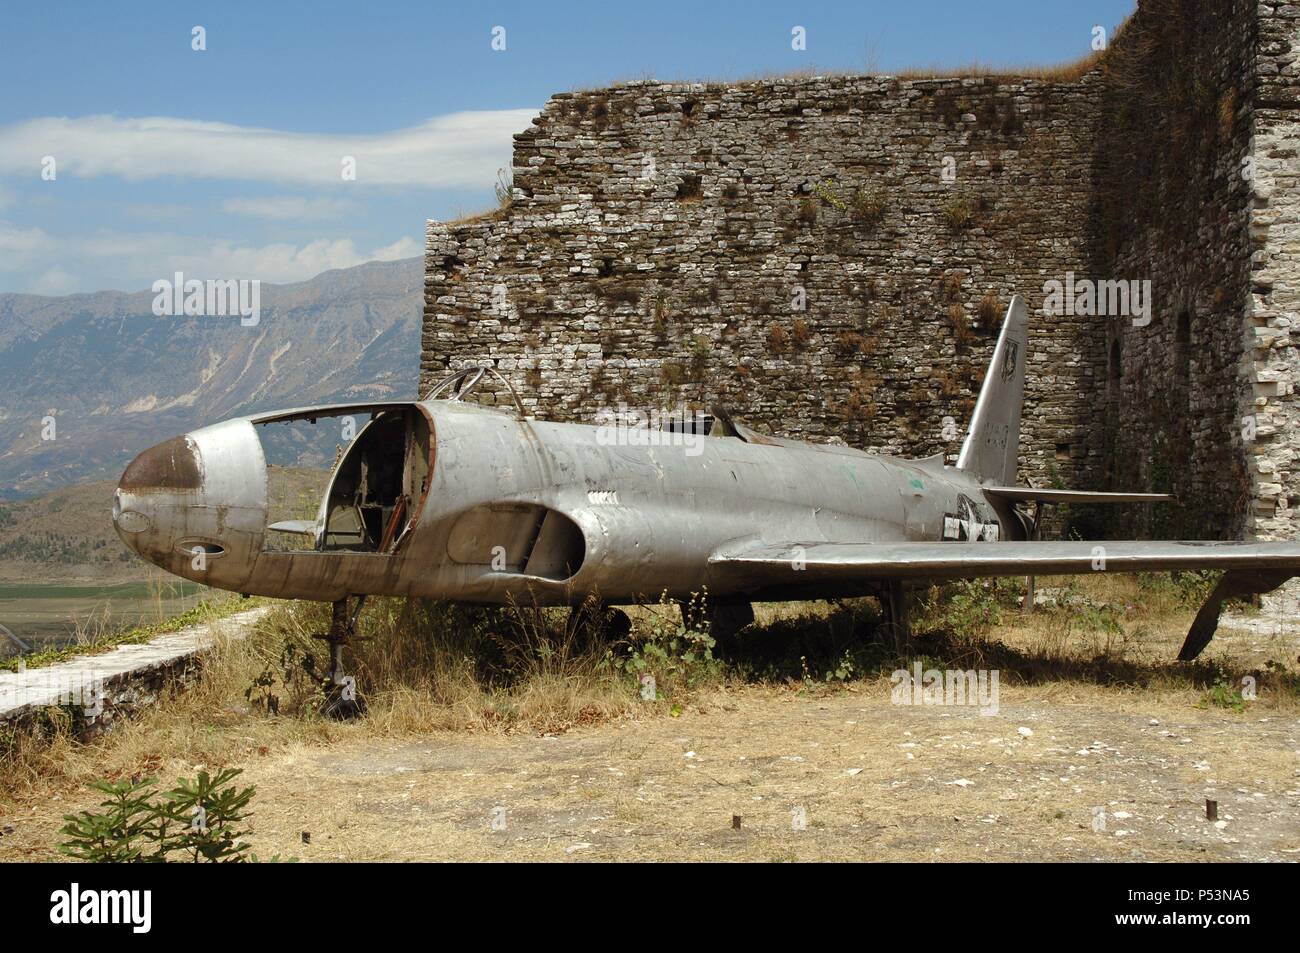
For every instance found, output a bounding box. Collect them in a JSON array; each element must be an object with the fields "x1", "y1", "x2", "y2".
[{"x1": 120, "y1": 435, "x2": 202, "y2": 490}]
